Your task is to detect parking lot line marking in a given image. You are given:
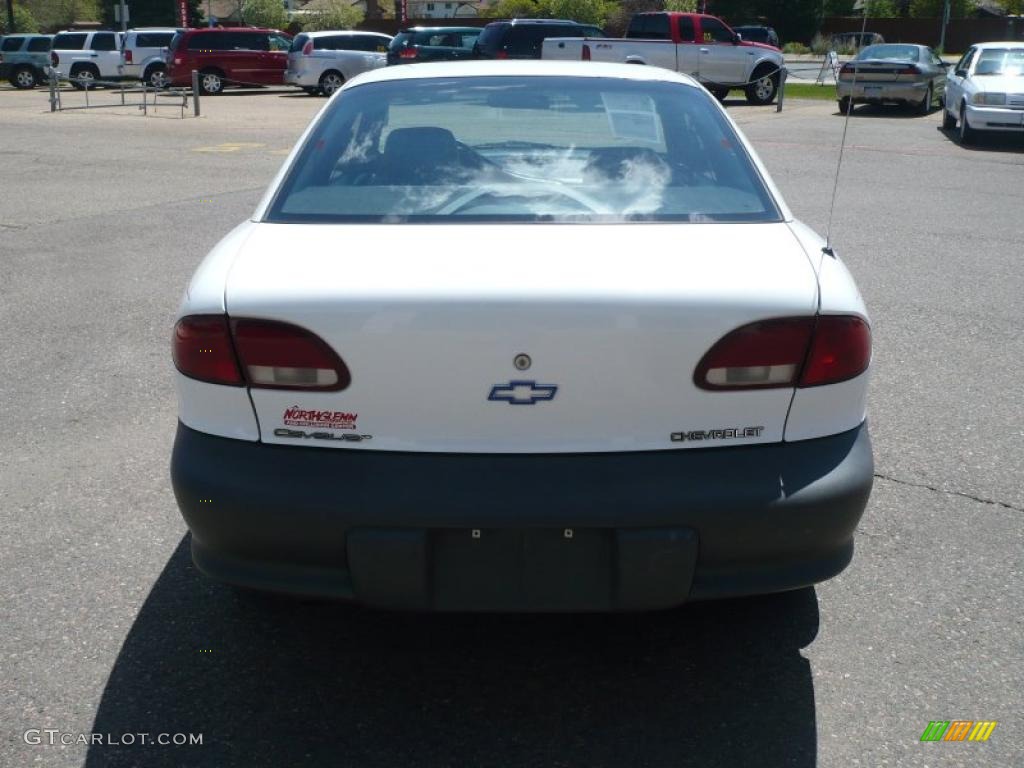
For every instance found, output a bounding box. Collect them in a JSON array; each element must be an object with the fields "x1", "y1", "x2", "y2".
[{"x1": 193, "y1": 142, "x2": 267, "y2": 153}]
